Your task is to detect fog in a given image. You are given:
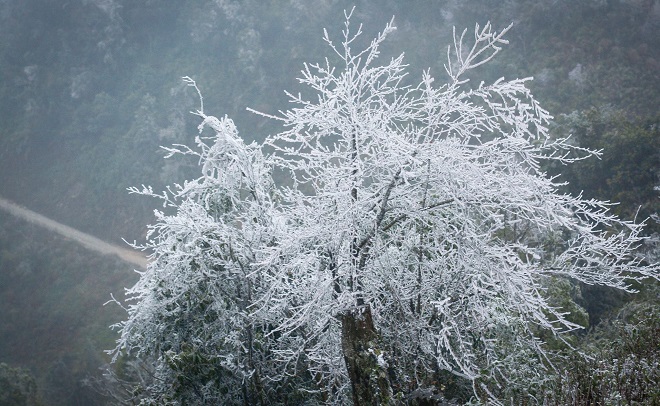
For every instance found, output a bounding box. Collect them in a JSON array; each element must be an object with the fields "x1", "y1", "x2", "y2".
[{"x1": 0, "y1": 1, "x2": 658, "y2": 404}]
